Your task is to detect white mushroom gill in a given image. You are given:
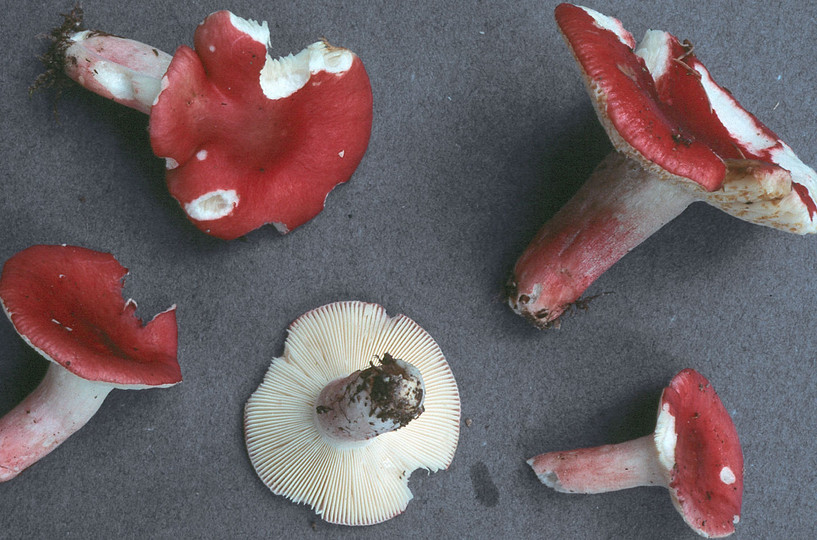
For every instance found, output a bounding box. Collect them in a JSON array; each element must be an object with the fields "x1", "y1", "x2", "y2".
[
  {"x1": 654, "y1": 403, "x2": 678, "y2": 472},
  {"x1": 244, "y1": 301, "x2": 460, "y2": 526},
  {"x1": 184, "y1": 190, "x2": 239, "y2": 221}
]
